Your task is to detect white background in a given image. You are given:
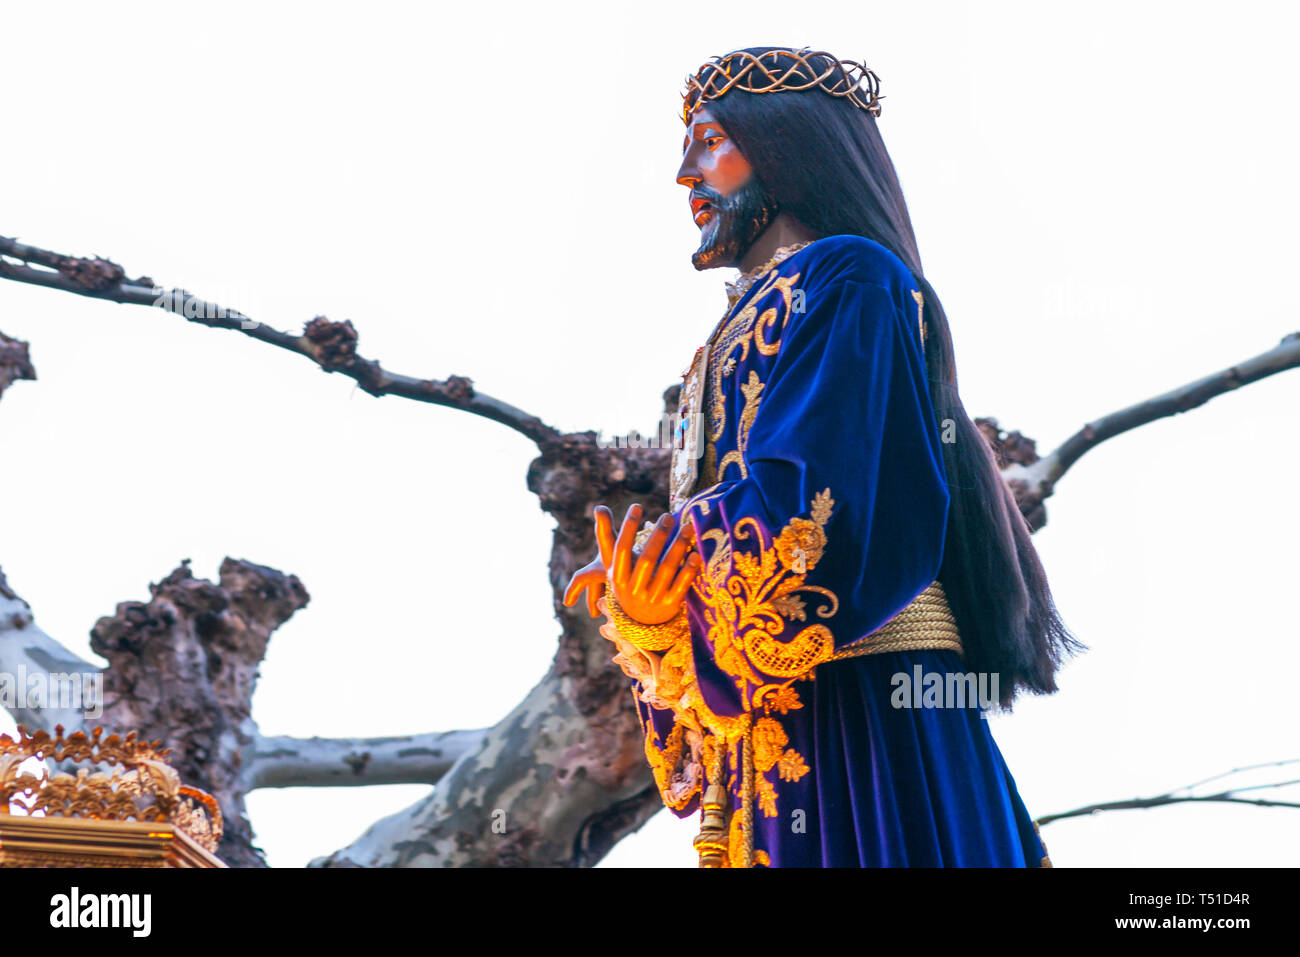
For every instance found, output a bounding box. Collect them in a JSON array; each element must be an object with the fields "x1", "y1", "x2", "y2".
[{"x1": 1, "y1": 0, "x2": 1297, "y2": 867}]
